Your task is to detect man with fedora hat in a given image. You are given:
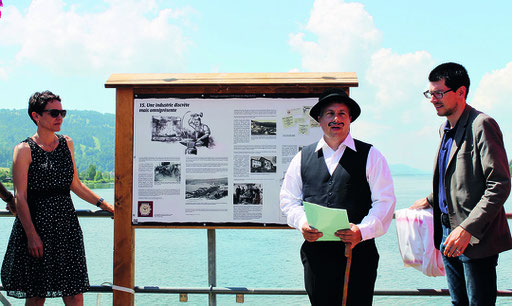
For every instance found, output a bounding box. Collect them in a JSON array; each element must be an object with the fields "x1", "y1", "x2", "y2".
[{"x1": 280, "y1": 88, "x2": 396, "y2": 305}]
